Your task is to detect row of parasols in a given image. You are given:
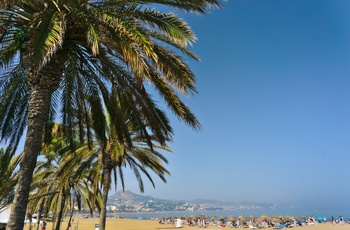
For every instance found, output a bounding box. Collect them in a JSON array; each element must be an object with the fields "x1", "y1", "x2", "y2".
[{"x1": 159, "y1": 215, "x2": 313, "y2": 223}]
